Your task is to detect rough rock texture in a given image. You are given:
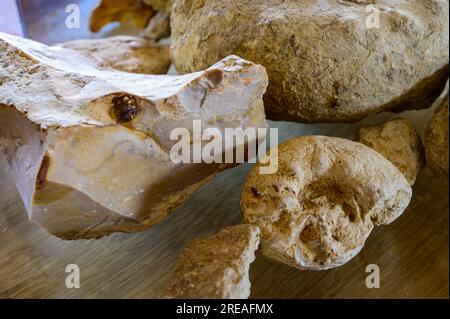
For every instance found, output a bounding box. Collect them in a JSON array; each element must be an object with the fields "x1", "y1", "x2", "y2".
[
  {"x1": 426, "y1": 96, "x2": 449, "y2": 179},
  {"x1": 241, "y1": 136, "x2": 412, "y2": 270},
  {"x1": 89, "y1": 0, "x2": 155, "y2": 32},
  {"x1": 166, "y1": 224, "x2": 260, "y2": 299},
  {"x1": 58, "y1": 36, "x2": 171, "y2": 75},
  {"x1": 0, "y1": 33, "x2": 268, "y2": 240},
  {"x1": 357, "y1": 118, "x2": 425, "y2": 185},
  {"x1": 171, "y1": 0, "x2": 449, "y2": 123}
]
